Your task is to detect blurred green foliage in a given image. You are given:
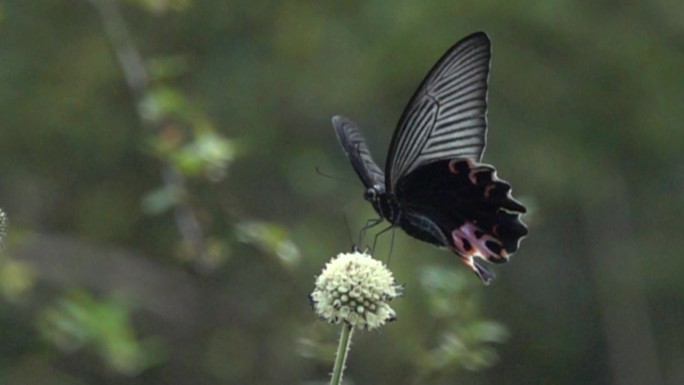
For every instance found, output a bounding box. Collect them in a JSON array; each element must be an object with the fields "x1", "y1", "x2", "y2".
[
  {"x1": 0, "y1": 1, "x2": 683, "y2": 385},
  {"x1": 37, "y1": 289, "x2": 164, "y2": 375}
]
